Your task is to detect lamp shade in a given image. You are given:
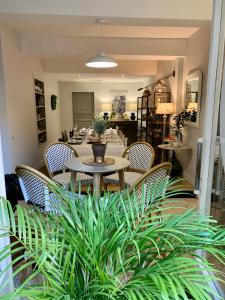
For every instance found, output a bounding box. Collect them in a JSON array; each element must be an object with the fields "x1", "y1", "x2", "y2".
[
  {"x1": 187, "y1": 102, "x2": 198, "y2": 111},
  {"x1": 85, "y1": 51, "x2": 117, "y2": 68},
  {"x1": 156, "y1": 103, "x2": 174, "y2": 115}
]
